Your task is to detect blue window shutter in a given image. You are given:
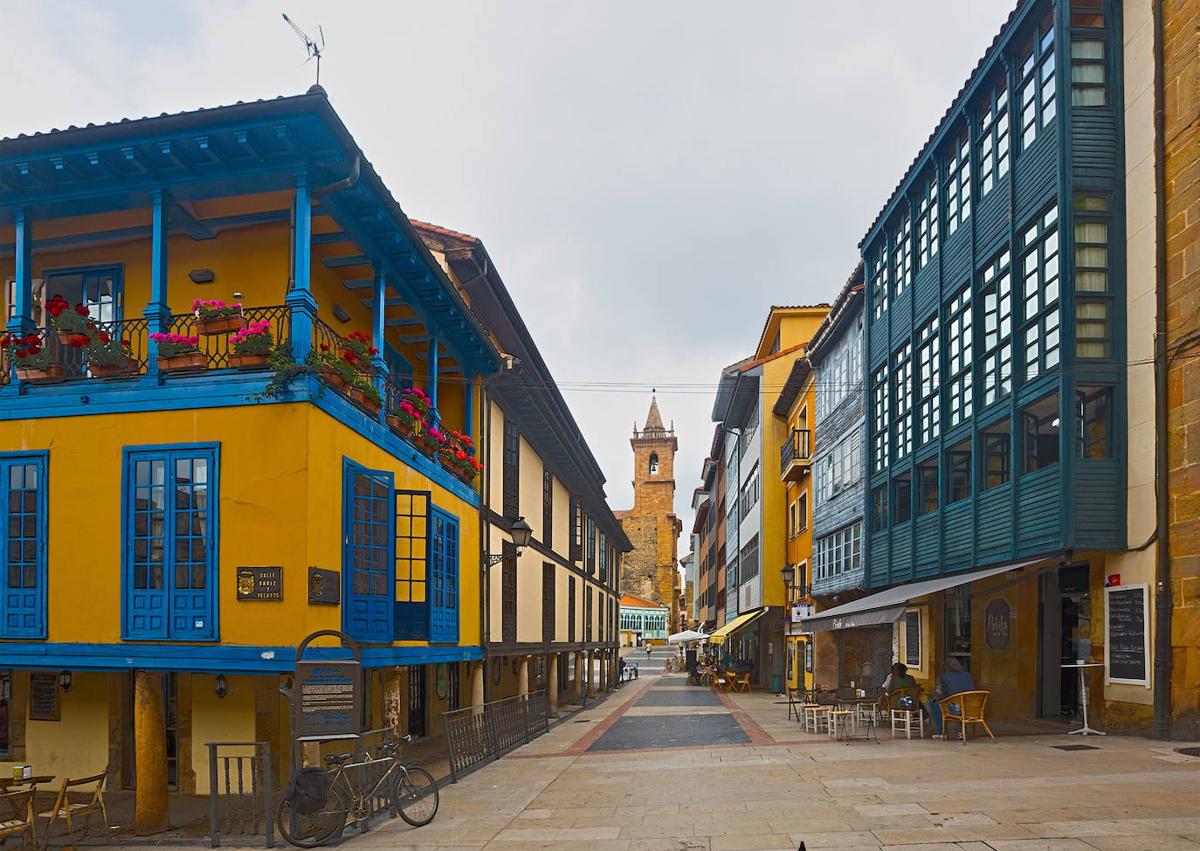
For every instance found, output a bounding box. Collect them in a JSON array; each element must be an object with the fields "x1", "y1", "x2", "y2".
[
  {"x1": 123, "y1": 445, "x2": 218, "y2": 641},
  {"x1": 343, "y1": 460, "x2": 395, "y2": 643},
  {"x1": 394, "y1": 490, "x2": 430, "y2": 641},
  {"x1": 0, "y1": 454, "x2": 48, "y2": 639},
  {"x1": 429, "y1": 508, "x2": 459, "y2": 644}
]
